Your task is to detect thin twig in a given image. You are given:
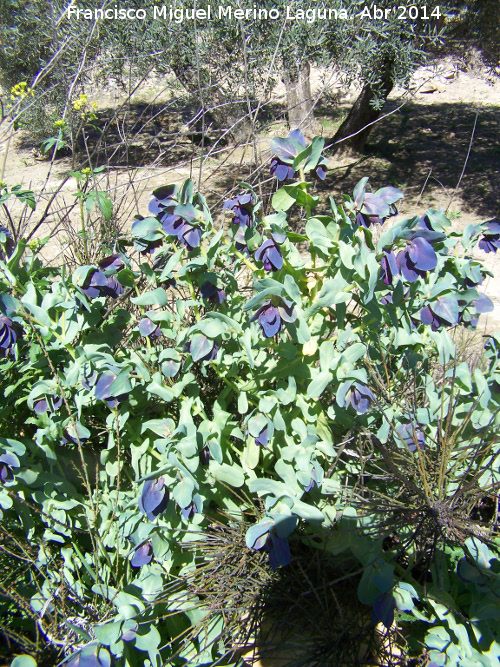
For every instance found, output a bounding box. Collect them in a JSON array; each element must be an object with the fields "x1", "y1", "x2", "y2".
[{"x1": 445, "y1": 111, "x2": 479, "y2": 214}]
